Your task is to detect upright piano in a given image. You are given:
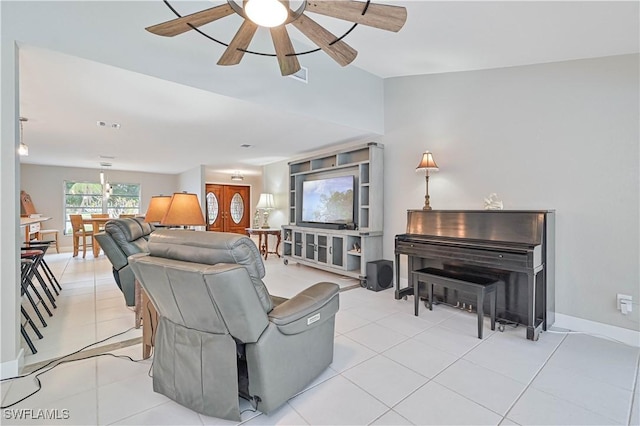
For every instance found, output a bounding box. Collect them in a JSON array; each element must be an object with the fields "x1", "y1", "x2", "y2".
[{"x1": 395, "y1": 210, "x2": 555, "y2": 340}]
